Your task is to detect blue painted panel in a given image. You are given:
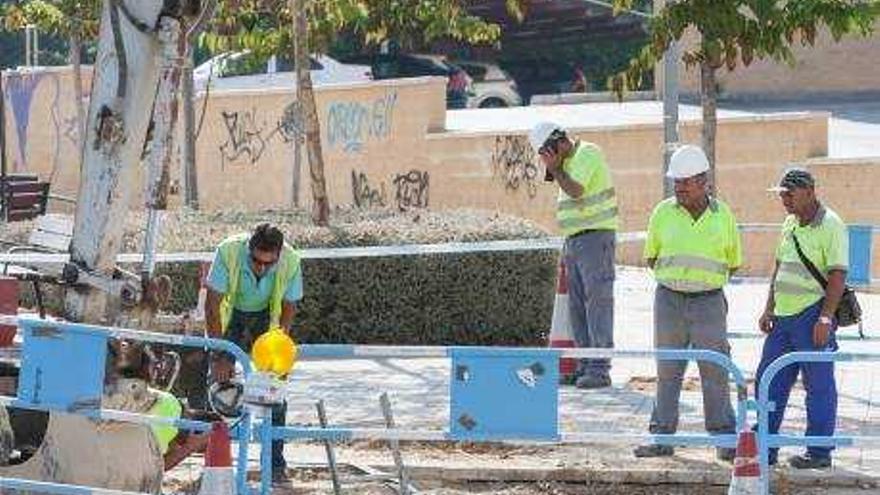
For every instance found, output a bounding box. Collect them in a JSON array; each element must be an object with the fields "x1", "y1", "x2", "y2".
[
  {"x1": 847, "y1": 225, "x2": 873, "y2": 286},
  {"x1": 17, "y1": 321, "x2": 107, "y2": 412},
  {"x1": 449, "y1": 347, "x2": 559, "y2": 441}
]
